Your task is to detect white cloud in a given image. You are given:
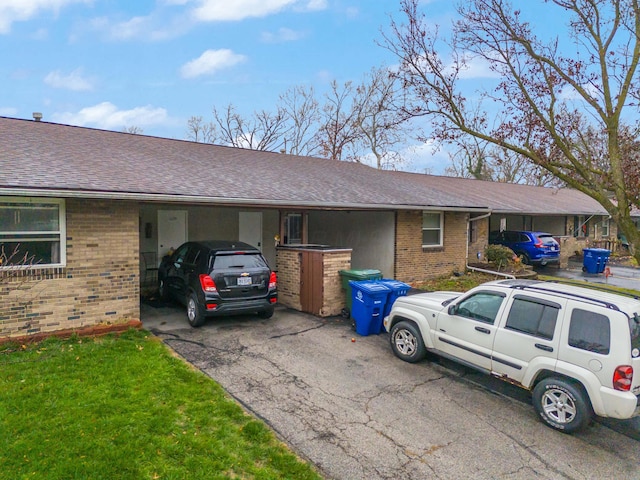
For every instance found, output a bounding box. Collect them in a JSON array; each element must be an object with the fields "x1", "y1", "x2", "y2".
[
  {"x1": 52, "y1": 102, "x2": 168, "y2": 129},
  {"x1": 44, "y1": 68, "x2": 94, "y2": 91},
  {"x1": 0, "y1": 107, "x2": 19, "y2": 117},
  {"x1": 180, "y1": 49, "x2": 246, "y2": 78},
  {"x1": 260, "y1": 27, "x2": 304, "y2": 43},
  {"x1": 452, "y1": 55, "x2": 501, "y2": 80},
  {"x1": 191, "y1": 0, "x2": 298, "y2": 21},
  {"x1": 0, "y1": 0, "x2": 90, "y2": 34}
]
